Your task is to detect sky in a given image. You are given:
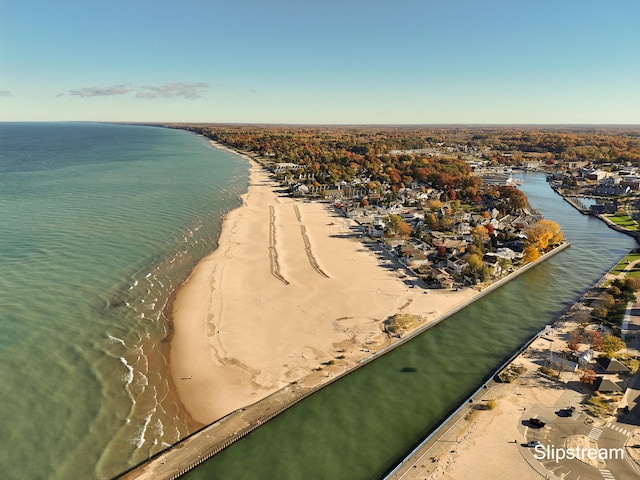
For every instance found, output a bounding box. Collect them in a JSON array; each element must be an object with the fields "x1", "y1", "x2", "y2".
[{"x1": 1, "y1": 0, "x2": 639, "y2": 124}]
